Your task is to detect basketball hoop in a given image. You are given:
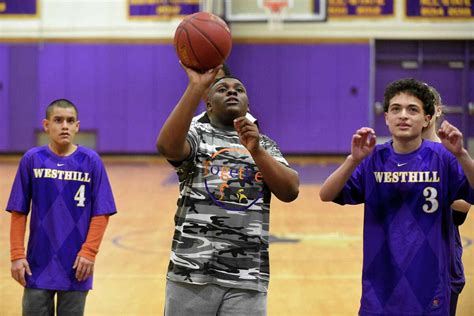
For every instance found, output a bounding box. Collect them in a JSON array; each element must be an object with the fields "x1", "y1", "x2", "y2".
[{"x1": 262, "y1": 0, "x2": 288, "y2": 31}]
